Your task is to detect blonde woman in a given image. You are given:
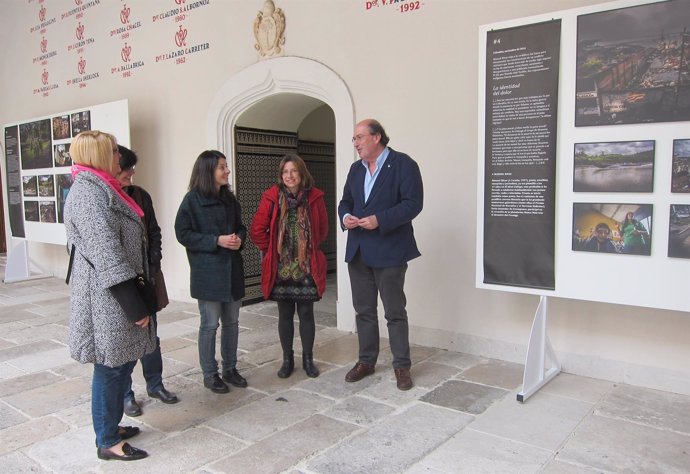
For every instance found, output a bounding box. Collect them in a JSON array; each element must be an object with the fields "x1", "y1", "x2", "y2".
[{"x1": 65, "y1": 131, "x2": 156, "y2": 461}]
